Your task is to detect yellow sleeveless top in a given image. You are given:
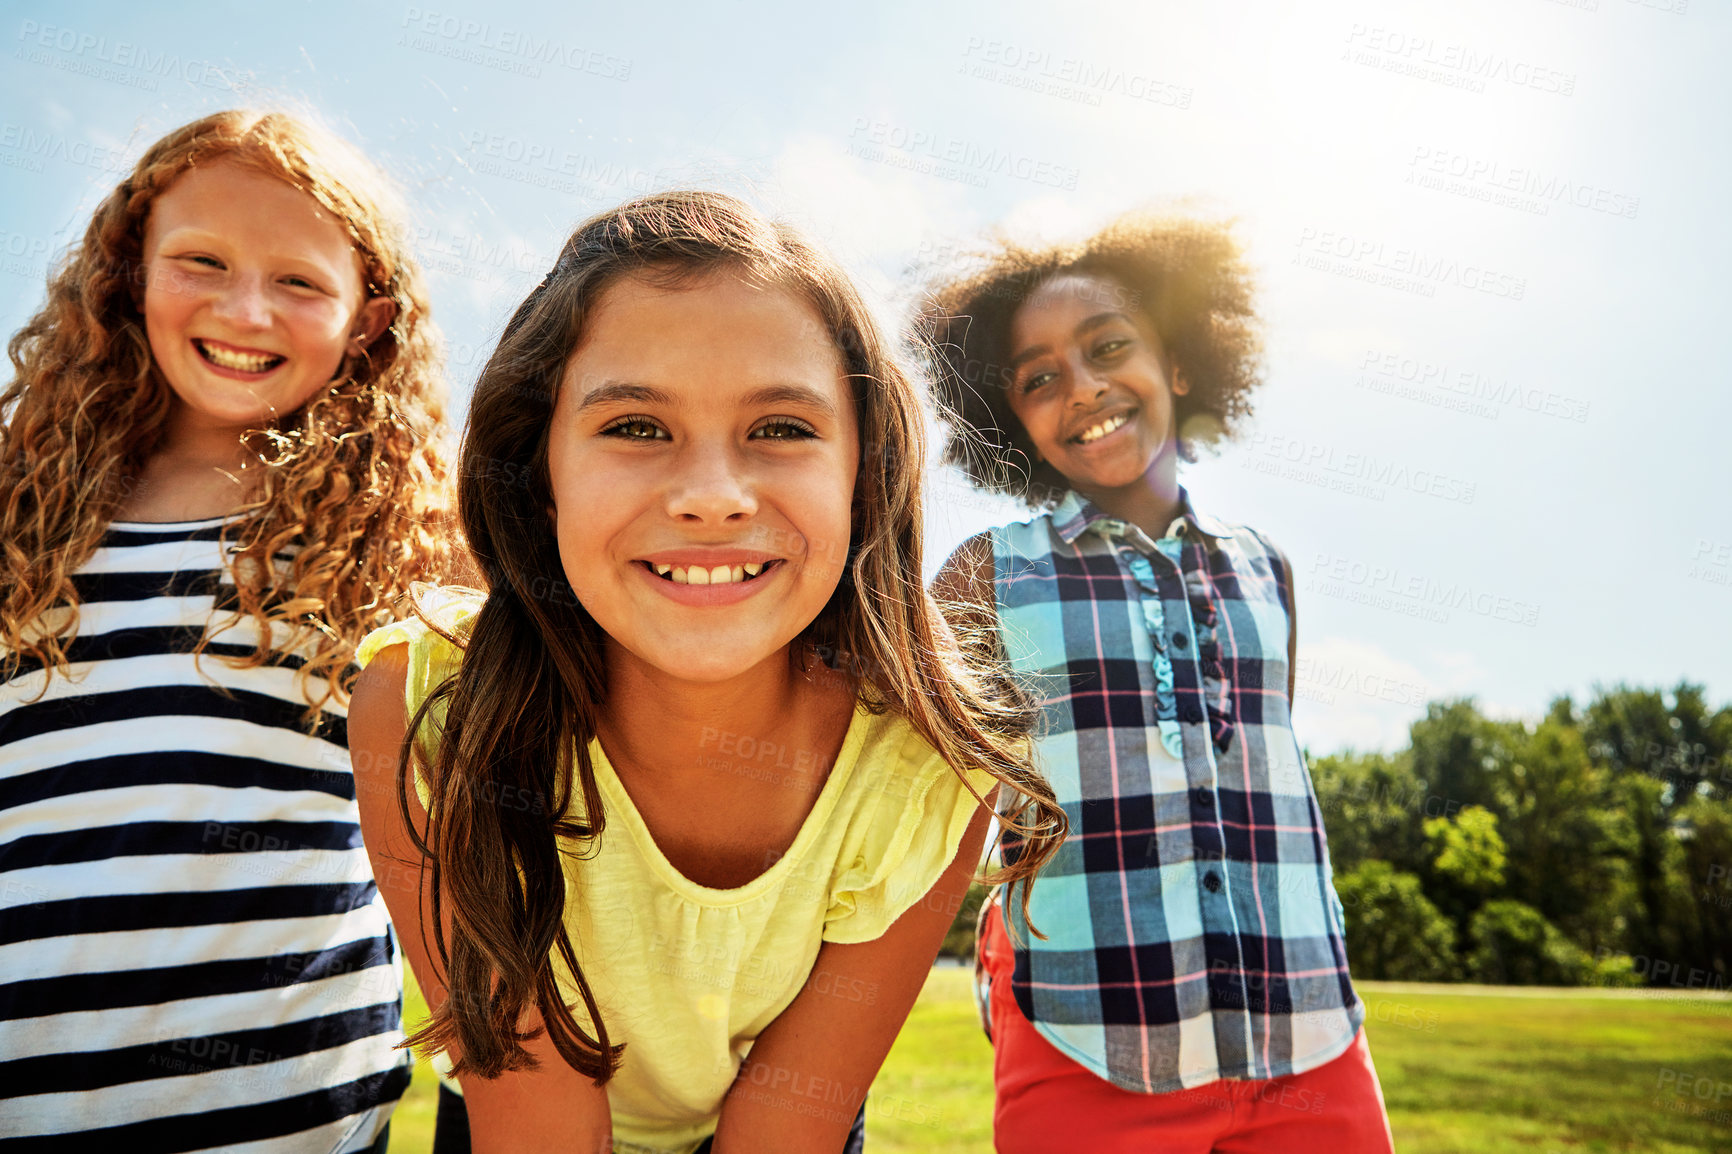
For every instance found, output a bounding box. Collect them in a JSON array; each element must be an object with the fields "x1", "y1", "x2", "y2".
[{"x1": 357, "y1": 588, "x2": 992, "y2": 1153}]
